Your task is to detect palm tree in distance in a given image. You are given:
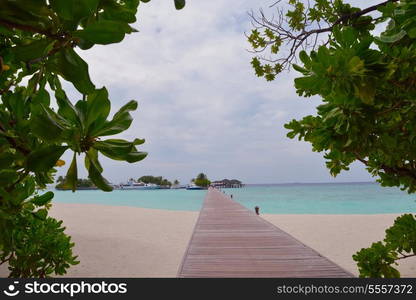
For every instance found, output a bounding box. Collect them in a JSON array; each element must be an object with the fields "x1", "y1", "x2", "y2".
[{"x1": 196, "y1": 173, "x2": 207, "y2": 180}]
